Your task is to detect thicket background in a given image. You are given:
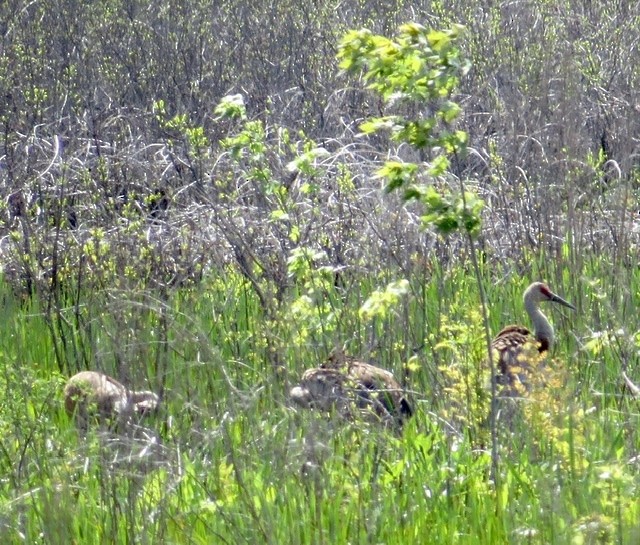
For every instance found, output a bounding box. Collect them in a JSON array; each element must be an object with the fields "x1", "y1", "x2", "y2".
[
  {"x1": 1, "y1": 0, "x2": 640, "y2": 543},
  {"x1": 3, "y1": 0, "x2": 638, "y2": 296}
]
